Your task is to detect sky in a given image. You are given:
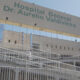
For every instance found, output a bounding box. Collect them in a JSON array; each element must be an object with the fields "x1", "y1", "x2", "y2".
[{"x1": 22, "y1": 0, "x2": 80, "y2": 17}]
